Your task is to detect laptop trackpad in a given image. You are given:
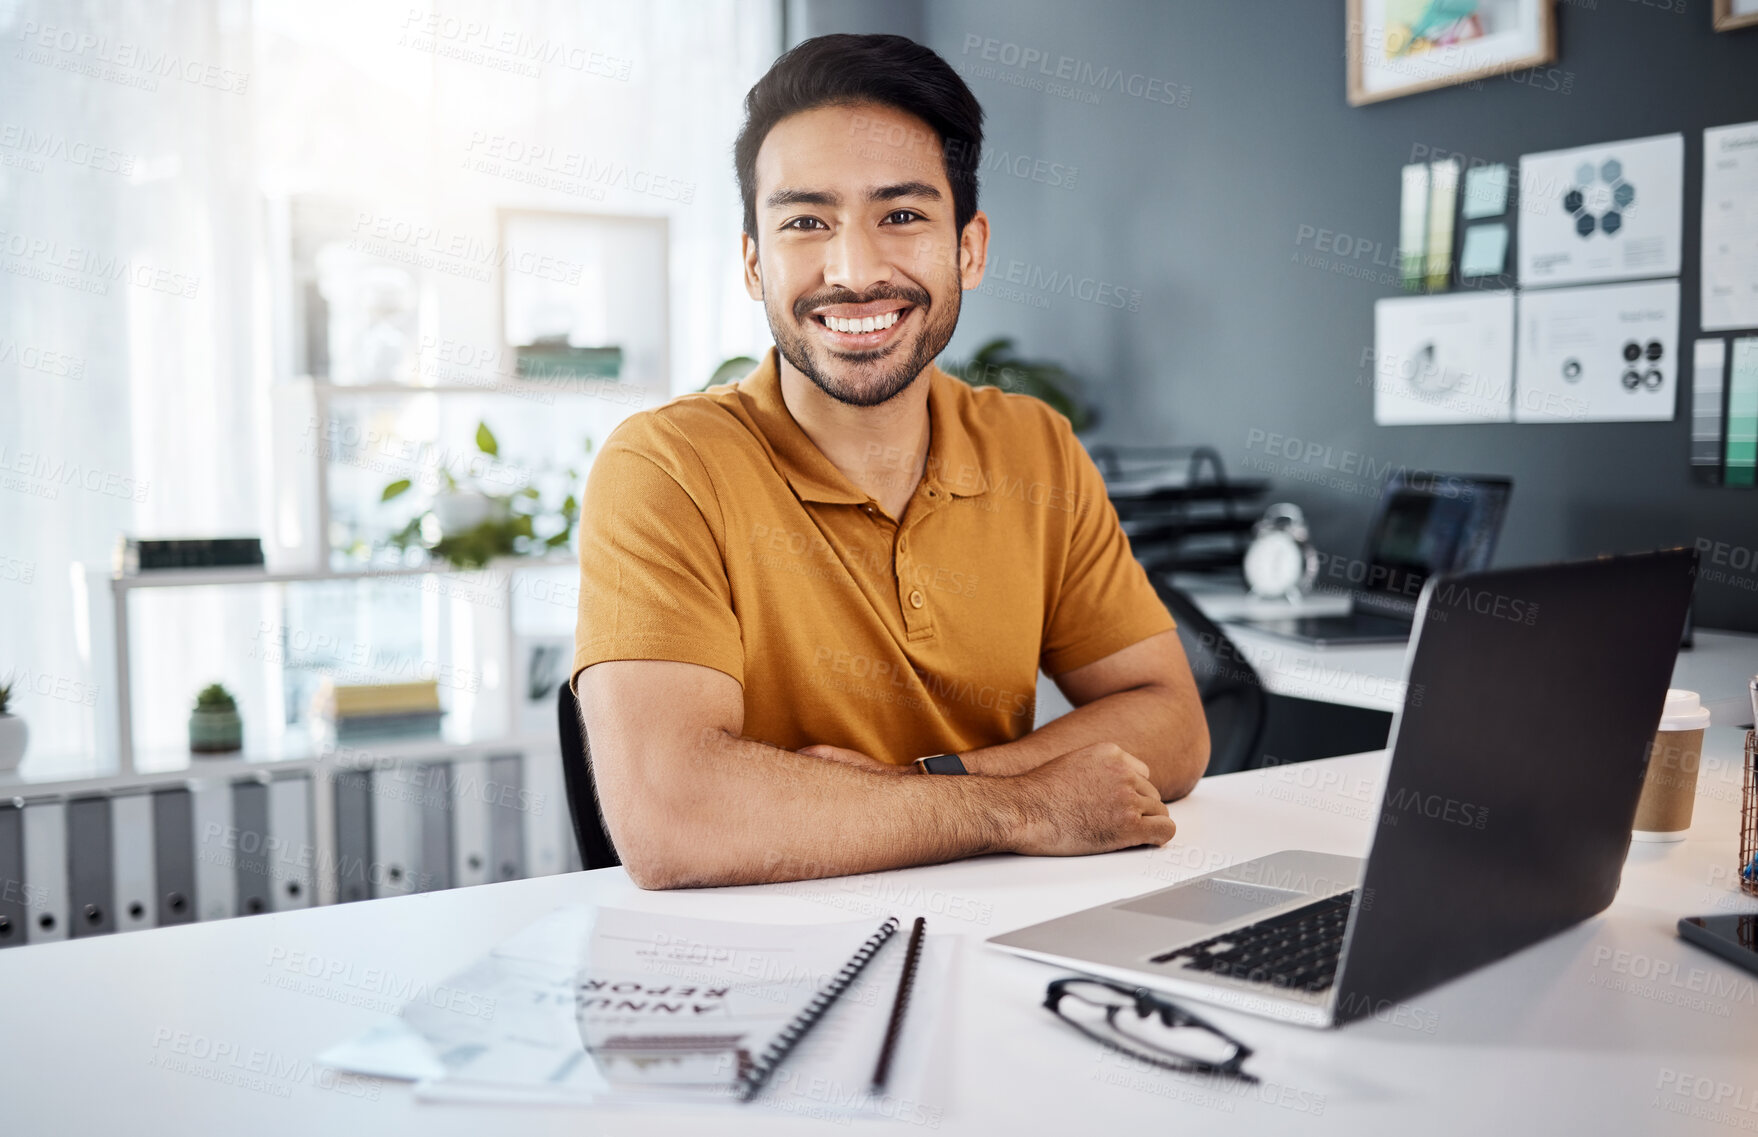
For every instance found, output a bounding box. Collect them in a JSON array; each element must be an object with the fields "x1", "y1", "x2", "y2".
[{"x1": 1119, "y1": 880, "x2": 1307, "y2": 924}]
